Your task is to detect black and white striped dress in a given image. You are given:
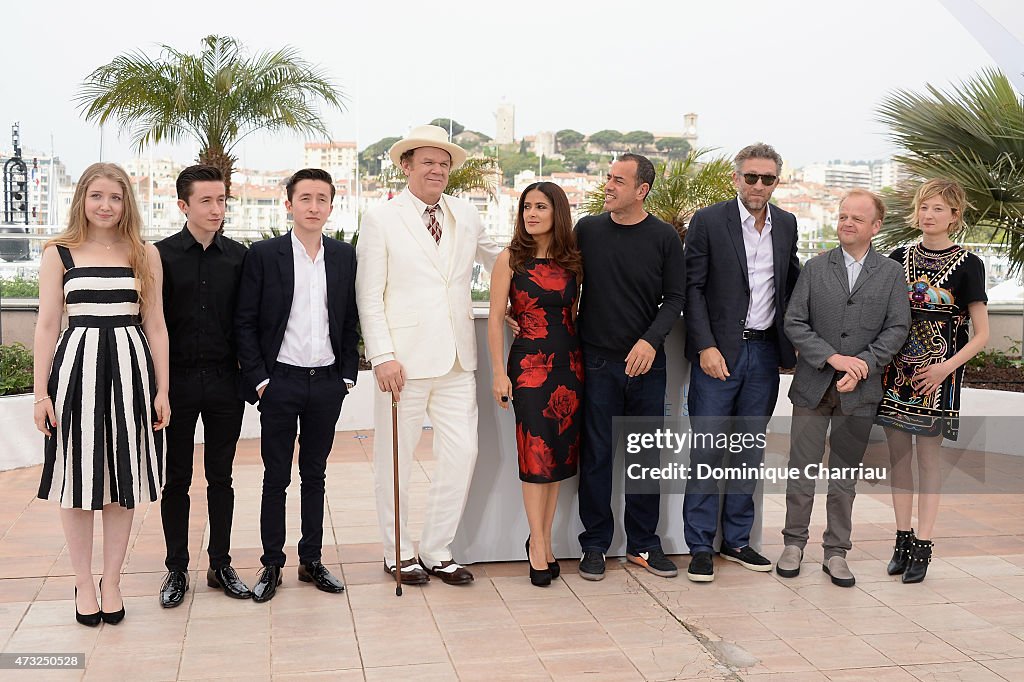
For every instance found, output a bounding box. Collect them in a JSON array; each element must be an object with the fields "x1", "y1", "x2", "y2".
[{"x1": 38, "y1": 245, "x2": 163, "y2": 510}]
